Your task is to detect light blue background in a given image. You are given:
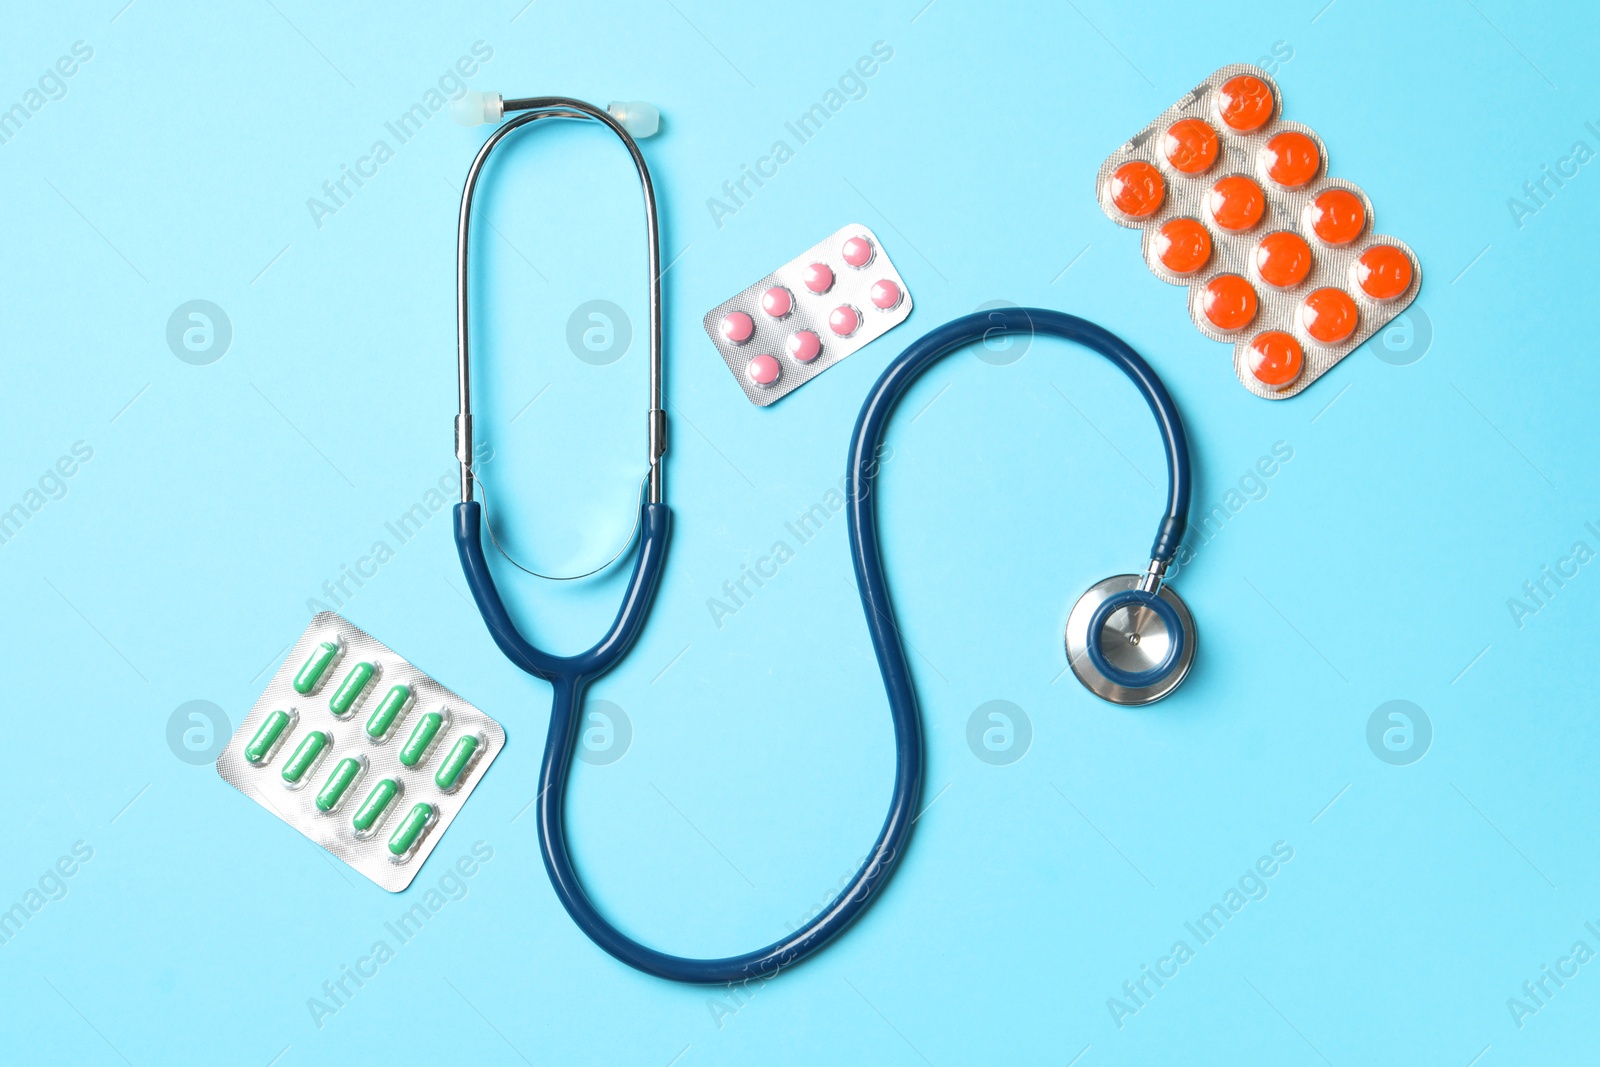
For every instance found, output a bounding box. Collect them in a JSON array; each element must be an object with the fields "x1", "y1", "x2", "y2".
[{"x1": 2, "y1": 1, "x2": 1596, "y2": 1063}]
